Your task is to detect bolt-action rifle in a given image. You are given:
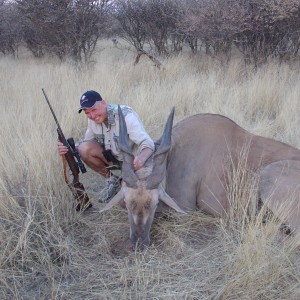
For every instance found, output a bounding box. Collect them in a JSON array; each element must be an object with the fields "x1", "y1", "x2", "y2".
[{"x1": 42, "y1": 88, "x2": 91, "y2": 211}]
